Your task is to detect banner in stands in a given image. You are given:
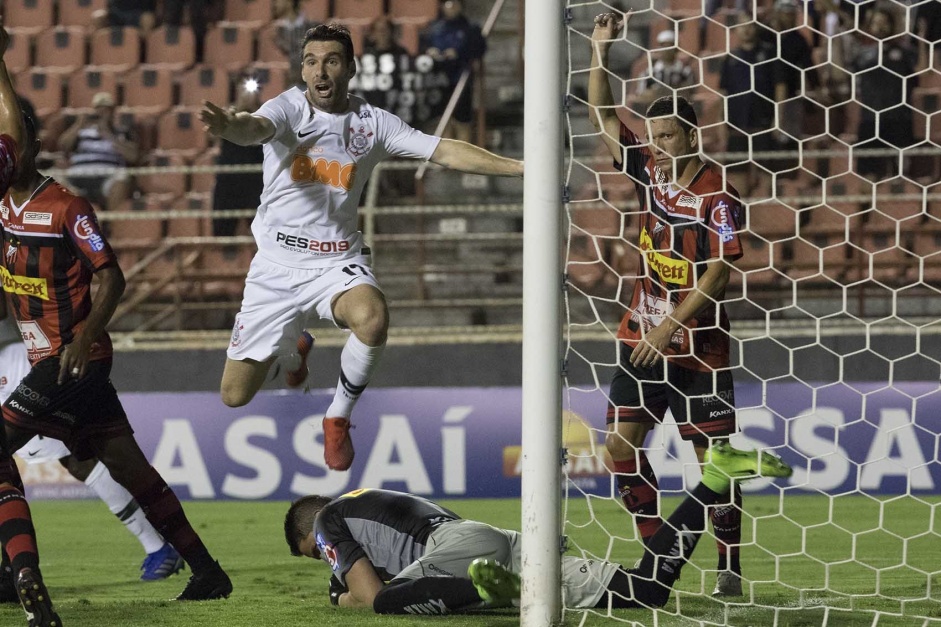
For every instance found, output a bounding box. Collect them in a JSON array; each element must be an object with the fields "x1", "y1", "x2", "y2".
[{"x1": 20, "y1": 383, "x2": 941, "y2": 500}]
